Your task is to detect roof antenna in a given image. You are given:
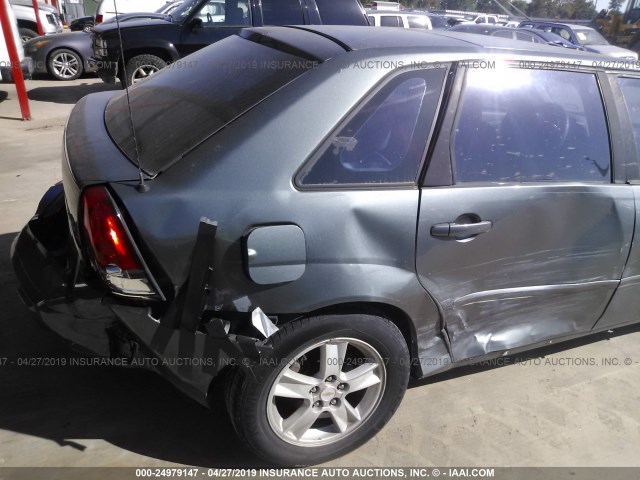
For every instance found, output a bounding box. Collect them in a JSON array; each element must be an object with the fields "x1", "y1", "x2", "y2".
[{"x1": 113, "y1": 0, "x2": 149, "y2": 193}]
